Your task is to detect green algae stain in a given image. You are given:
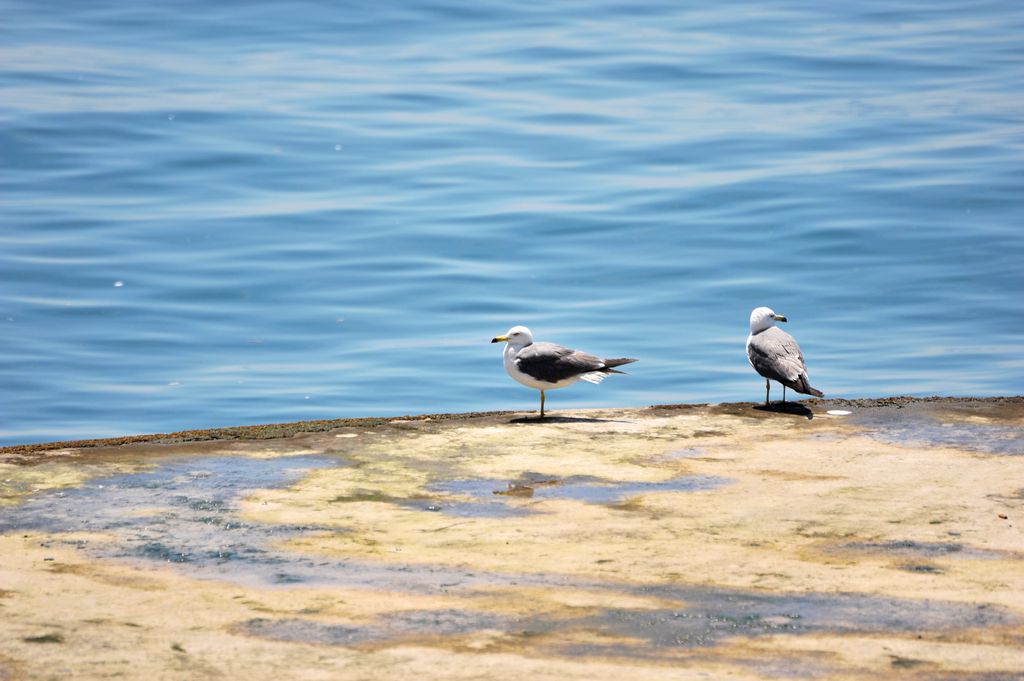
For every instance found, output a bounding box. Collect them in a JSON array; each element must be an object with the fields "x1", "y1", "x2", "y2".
[
  {"x1": 23, "y1": 633, "x2": 64, "y2": 644},
  {"x1": 330, "y1": 491, "x2": 425, "y2": 504}
]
